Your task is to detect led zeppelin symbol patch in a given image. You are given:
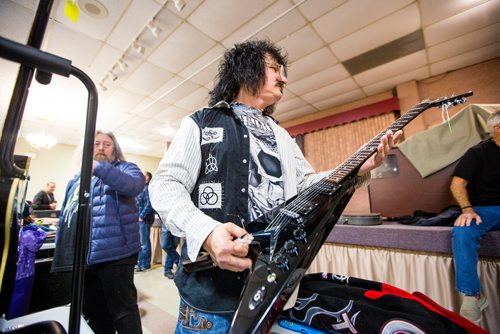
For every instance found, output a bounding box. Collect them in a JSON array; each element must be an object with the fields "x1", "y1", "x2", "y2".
[
  {"x1": 205, "y1": 153, "x2": 218, "y2": 174},
  {"x1": 198, "y1": 183, "x2": 222, "y2": 209},
  {"x1": 201, "y1": 127, "x2": 223, "y2": 145}
]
